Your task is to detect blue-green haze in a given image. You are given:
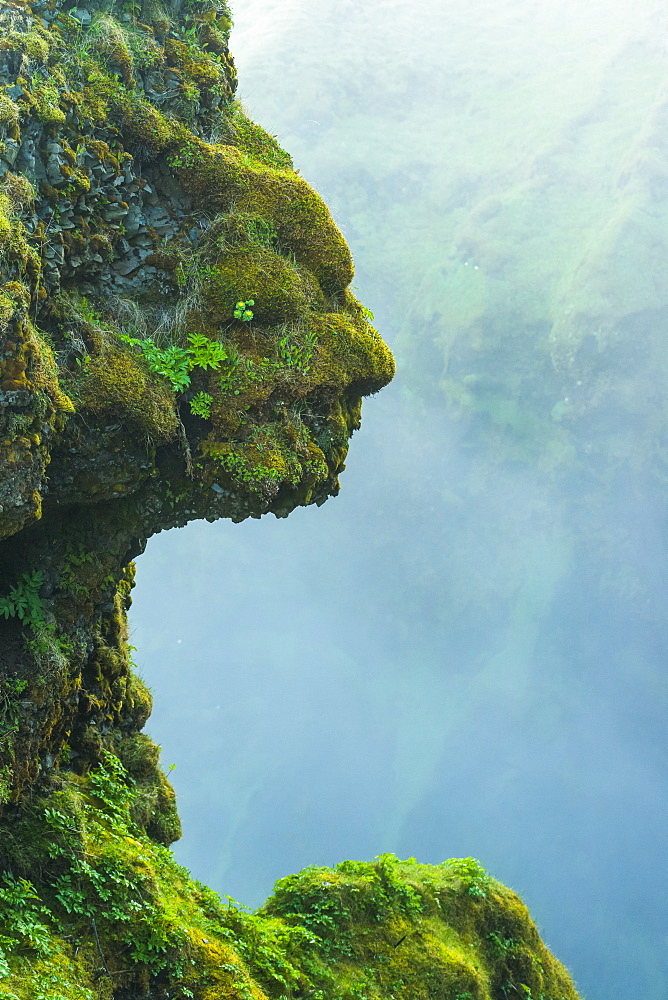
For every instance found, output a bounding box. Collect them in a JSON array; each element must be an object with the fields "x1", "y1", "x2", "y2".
[{"x1": 131, "y1": 3, "x2": 668, "y2": 998}]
